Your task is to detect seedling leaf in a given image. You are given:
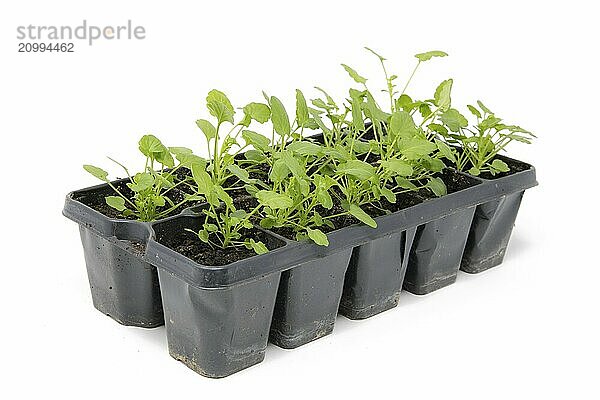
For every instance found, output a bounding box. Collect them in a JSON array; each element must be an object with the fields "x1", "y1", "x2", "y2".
[
  {"x1": 349, "y1": 204, "x2": 377, "y2": 228},
  {"x1": 105, "y1": 196, "x2": 126, "y2": 211}
]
